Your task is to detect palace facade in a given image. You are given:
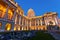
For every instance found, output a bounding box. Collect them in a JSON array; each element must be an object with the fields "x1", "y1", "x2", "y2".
[{"x1": 0, "y1": 0, "x2": 59, "y2": 32}]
